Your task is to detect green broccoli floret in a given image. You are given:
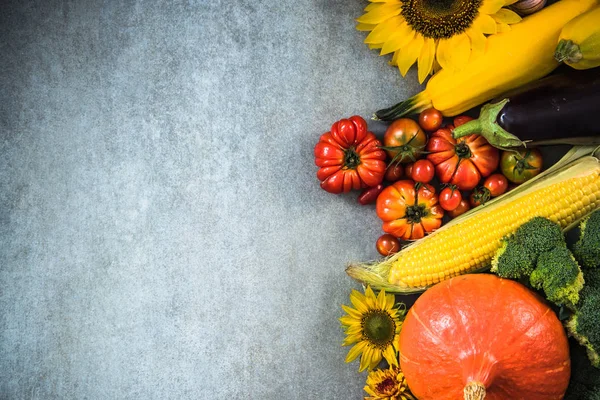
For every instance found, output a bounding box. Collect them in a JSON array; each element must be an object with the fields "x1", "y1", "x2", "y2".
[
  {"x1": 490, "y1": 217, "x2": 565, "y2": 280},
  {"x1": 490, "y1": 237, "x2": 536, "y2": 279},
  {"x1": 573, "y1": 210, "x2": 600, "y2": 269},
  {"x1": 530, "y1": 246, "x2": 584, "y2": 308},
  {"x1": 513, "y1": 216, "x2": 565, "y2": 258},
  {"x1": 566, "y1": 268, "x2": 600, "y2": 368}
]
